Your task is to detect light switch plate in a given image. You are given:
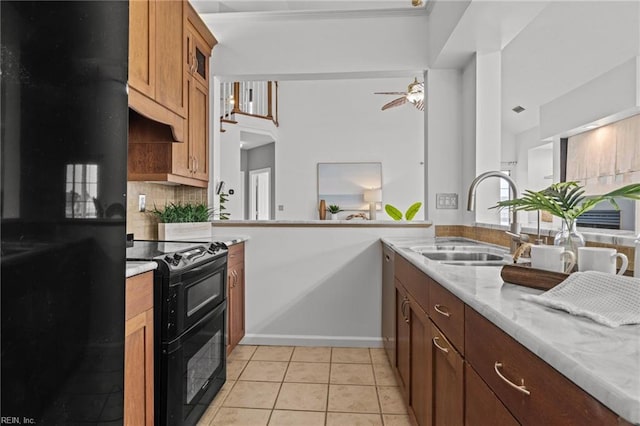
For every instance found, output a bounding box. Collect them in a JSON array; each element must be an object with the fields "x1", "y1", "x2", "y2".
[
  {"x1": 436, "y1": 193, "x2": 458, "y2": 209},
  {"x1": 138, "y1": 194, "x2": 146, "y2": 212}
]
